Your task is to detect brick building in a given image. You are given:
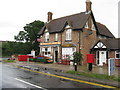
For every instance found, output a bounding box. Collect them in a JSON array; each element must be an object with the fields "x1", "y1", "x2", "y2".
[
  {"x1": 38, "y1": 0, "x2": 120, "y2": 66},
  {"x1": 91, "y1": 38, "x2": 120, "y2": 66}
]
